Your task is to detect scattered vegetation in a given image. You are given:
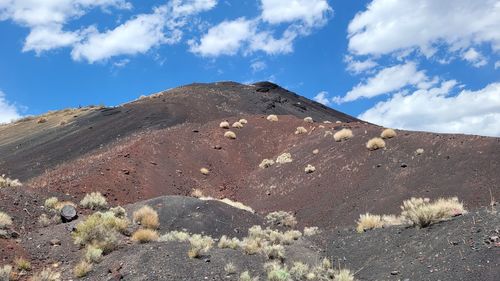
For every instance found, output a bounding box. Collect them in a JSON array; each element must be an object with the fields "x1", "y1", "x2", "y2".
[
  {"x1": 295, "y1": 126, "x2": 308, "y2": 135},
  {"x1": 275, "y1": 153, "x2": 293, "y2": 164},
  {"x1": 334, "y1": 269, "x2": 355, "y2": 281},
  {"x1": 366, "y1": 137, "x2": 385, "y2": 150},
  {"x1": 30, "y1": 268, "x2": 61, "y2": 281},
  {"x1": 44, "y1": 197, "x2": 59, "y2": 210},
  {"x1": 239, "y1": 118, "x2": 248, "y2": 124},
  {"x1": 188, "y1": 234, "x2": 214, "y2": 258},
  {"x1": 109, "y1": 206, "x2": 127, "y2": 218},
  {"x1": 159, "y1": 230, "x2": 191, "y2": 242},
  {"x1": 191, "y1": 188, "x2": 204, "y2": 198},
  {"x1": 218, "y1": 235, "x2": 241, "y2": 249},
  {"x1": 304, "y1": 117, "x2": 313, "y2": 123},
  {"x1": 74, "y1": 260, "x2": 92, "y2": 278},
  {"x1": 0, "y1": 175, "x2": 22, "y2": 188},
  {"x1": 84, "y1": 245, "x2": 103, "y2": 263},
  {"x1": 334, "y1": 129, "x2": 353, "y2": 142},
  {"x1": 259, "y1": 159, "x2": 275, "y2": 169},
  {"x1": 133, "y1": 206, "x2": 160, "y2": 229},
  {"x1": 266, "y1": 262, "x2": 290, "y2": 281},
  {"x1": 239, "y1": 271, "x2": 258, "y2": 281},
  {"x1": 305, "y1": 164, "x2": 316, "y2": 174},
  {"x1": 0, "y1": 212, "x2": 12, "y2": 229},
  {"x1": 38, "y1": 213, "x2": 61, "y2": 227},
  {"x1": 224, "y1": 262, "x2": 237, "y2": 274},
  {"x1": 232, "y1": 121, "x2": 244, "y2": 128},
  {"x1": 266, "y1": 211, "x2": 297, "y2": 228},
  {"x1": 219, "y1": 121, "x2": 230, "y2": 129},
  {"x1": 303, "y1": 226, "x2": 320, "y2": 236},
  {"x1": 224, "y1": 131, "x2": 237, "y2": 139},
  {"x1": 132, "y1": 229, "x2": 159, "y2": 243},
  {"x1": 14, "y1": 257, "x2": 31, "y2": 271},
  {"x1": 200, "y1": 168, "x2": 210, "y2": 175},
  {"x1": 381, "y1": 128, "x2": 397, "y2": 139},
  {"x1": 80, "y1": 192, "x2": 108, "y2": 210},
  {"x1": 266, "y1": 114, "x2": 279, "y2": 122}
]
